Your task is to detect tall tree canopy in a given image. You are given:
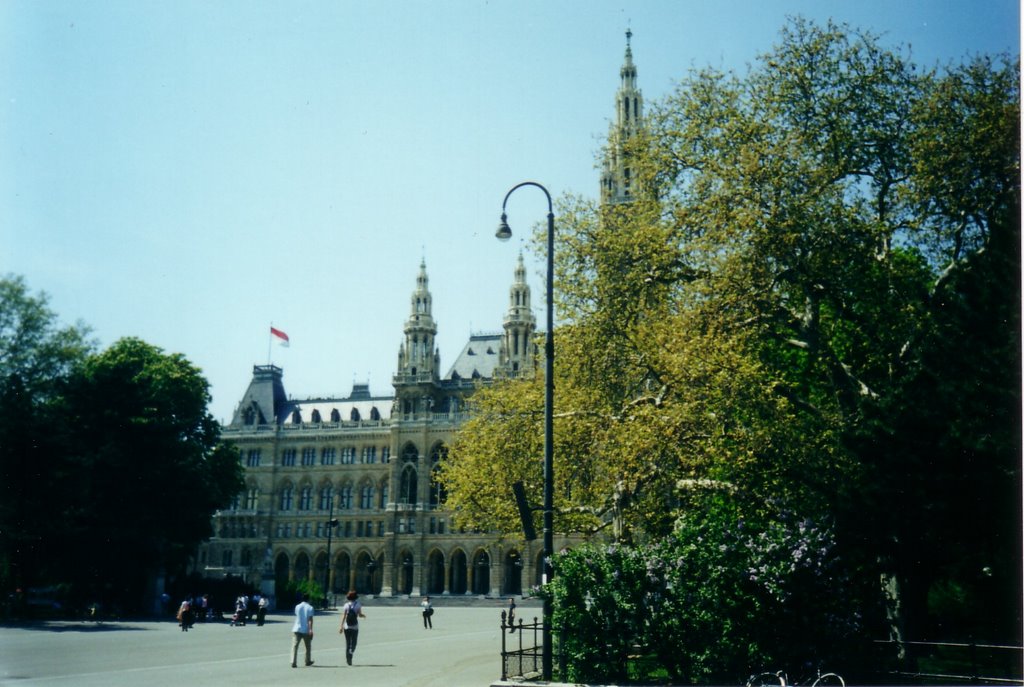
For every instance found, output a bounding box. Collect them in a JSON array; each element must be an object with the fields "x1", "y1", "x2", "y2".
[
  {"x1": 441, "y1": 18, "x2": 1020, "y2": 646},
  {"x1": 0, "y1": 275, "x2": 94, "y2": 598},
  {"x1": 58, "y1": 338, "x2": 243, "y2": 608},
  {"x1": 1, "y1": 277, "x2": 242, "y2": 612}
]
